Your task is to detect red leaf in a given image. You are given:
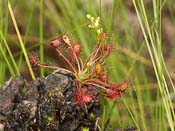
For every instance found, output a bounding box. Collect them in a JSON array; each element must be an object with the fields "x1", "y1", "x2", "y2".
[
  {"x1": 76, "y1": 89, "x2": 93, "y2": 105},
  {"x1": 102, "y1": 80, "x2": 130, "y2": 99},
  {"x1": 98, "y1": 74, "x2": 109, "y2": 83},
  {"x1": 49, "y1": 39, "x2": 60, "y2": 48}
]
